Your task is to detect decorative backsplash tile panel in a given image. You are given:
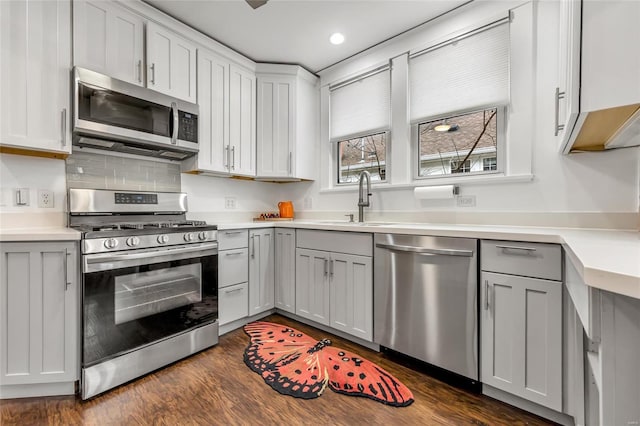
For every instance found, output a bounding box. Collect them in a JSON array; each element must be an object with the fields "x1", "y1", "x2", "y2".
[{"x1": 66, "y1": 151, "x2": 181, "y2": 192}]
